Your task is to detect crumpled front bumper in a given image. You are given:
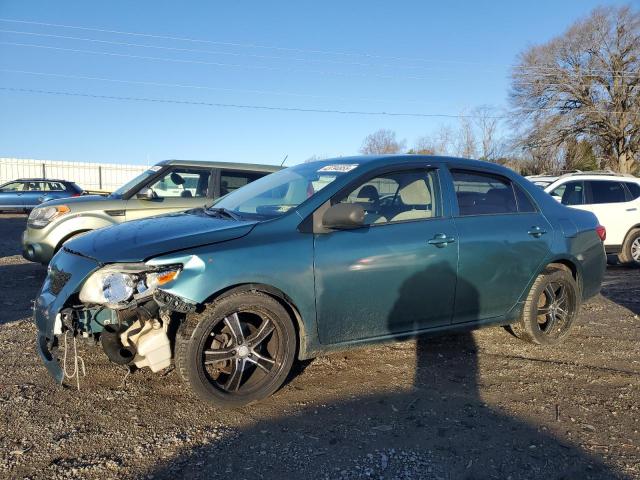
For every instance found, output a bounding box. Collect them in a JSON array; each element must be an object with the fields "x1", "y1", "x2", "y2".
[{"x1": 33, "y1": 249, "x2": 100, "y2": 384}]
